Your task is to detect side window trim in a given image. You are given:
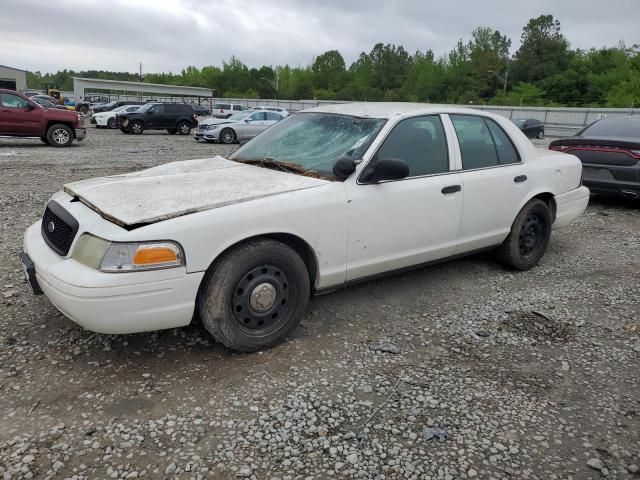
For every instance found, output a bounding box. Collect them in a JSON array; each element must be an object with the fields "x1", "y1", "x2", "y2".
[
  {"x1": 357, "y1": 113, "x2": 453, "y2": 184},
  {"x1": 449, "y1": 114, "x2": 523, "y2": 172}
]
